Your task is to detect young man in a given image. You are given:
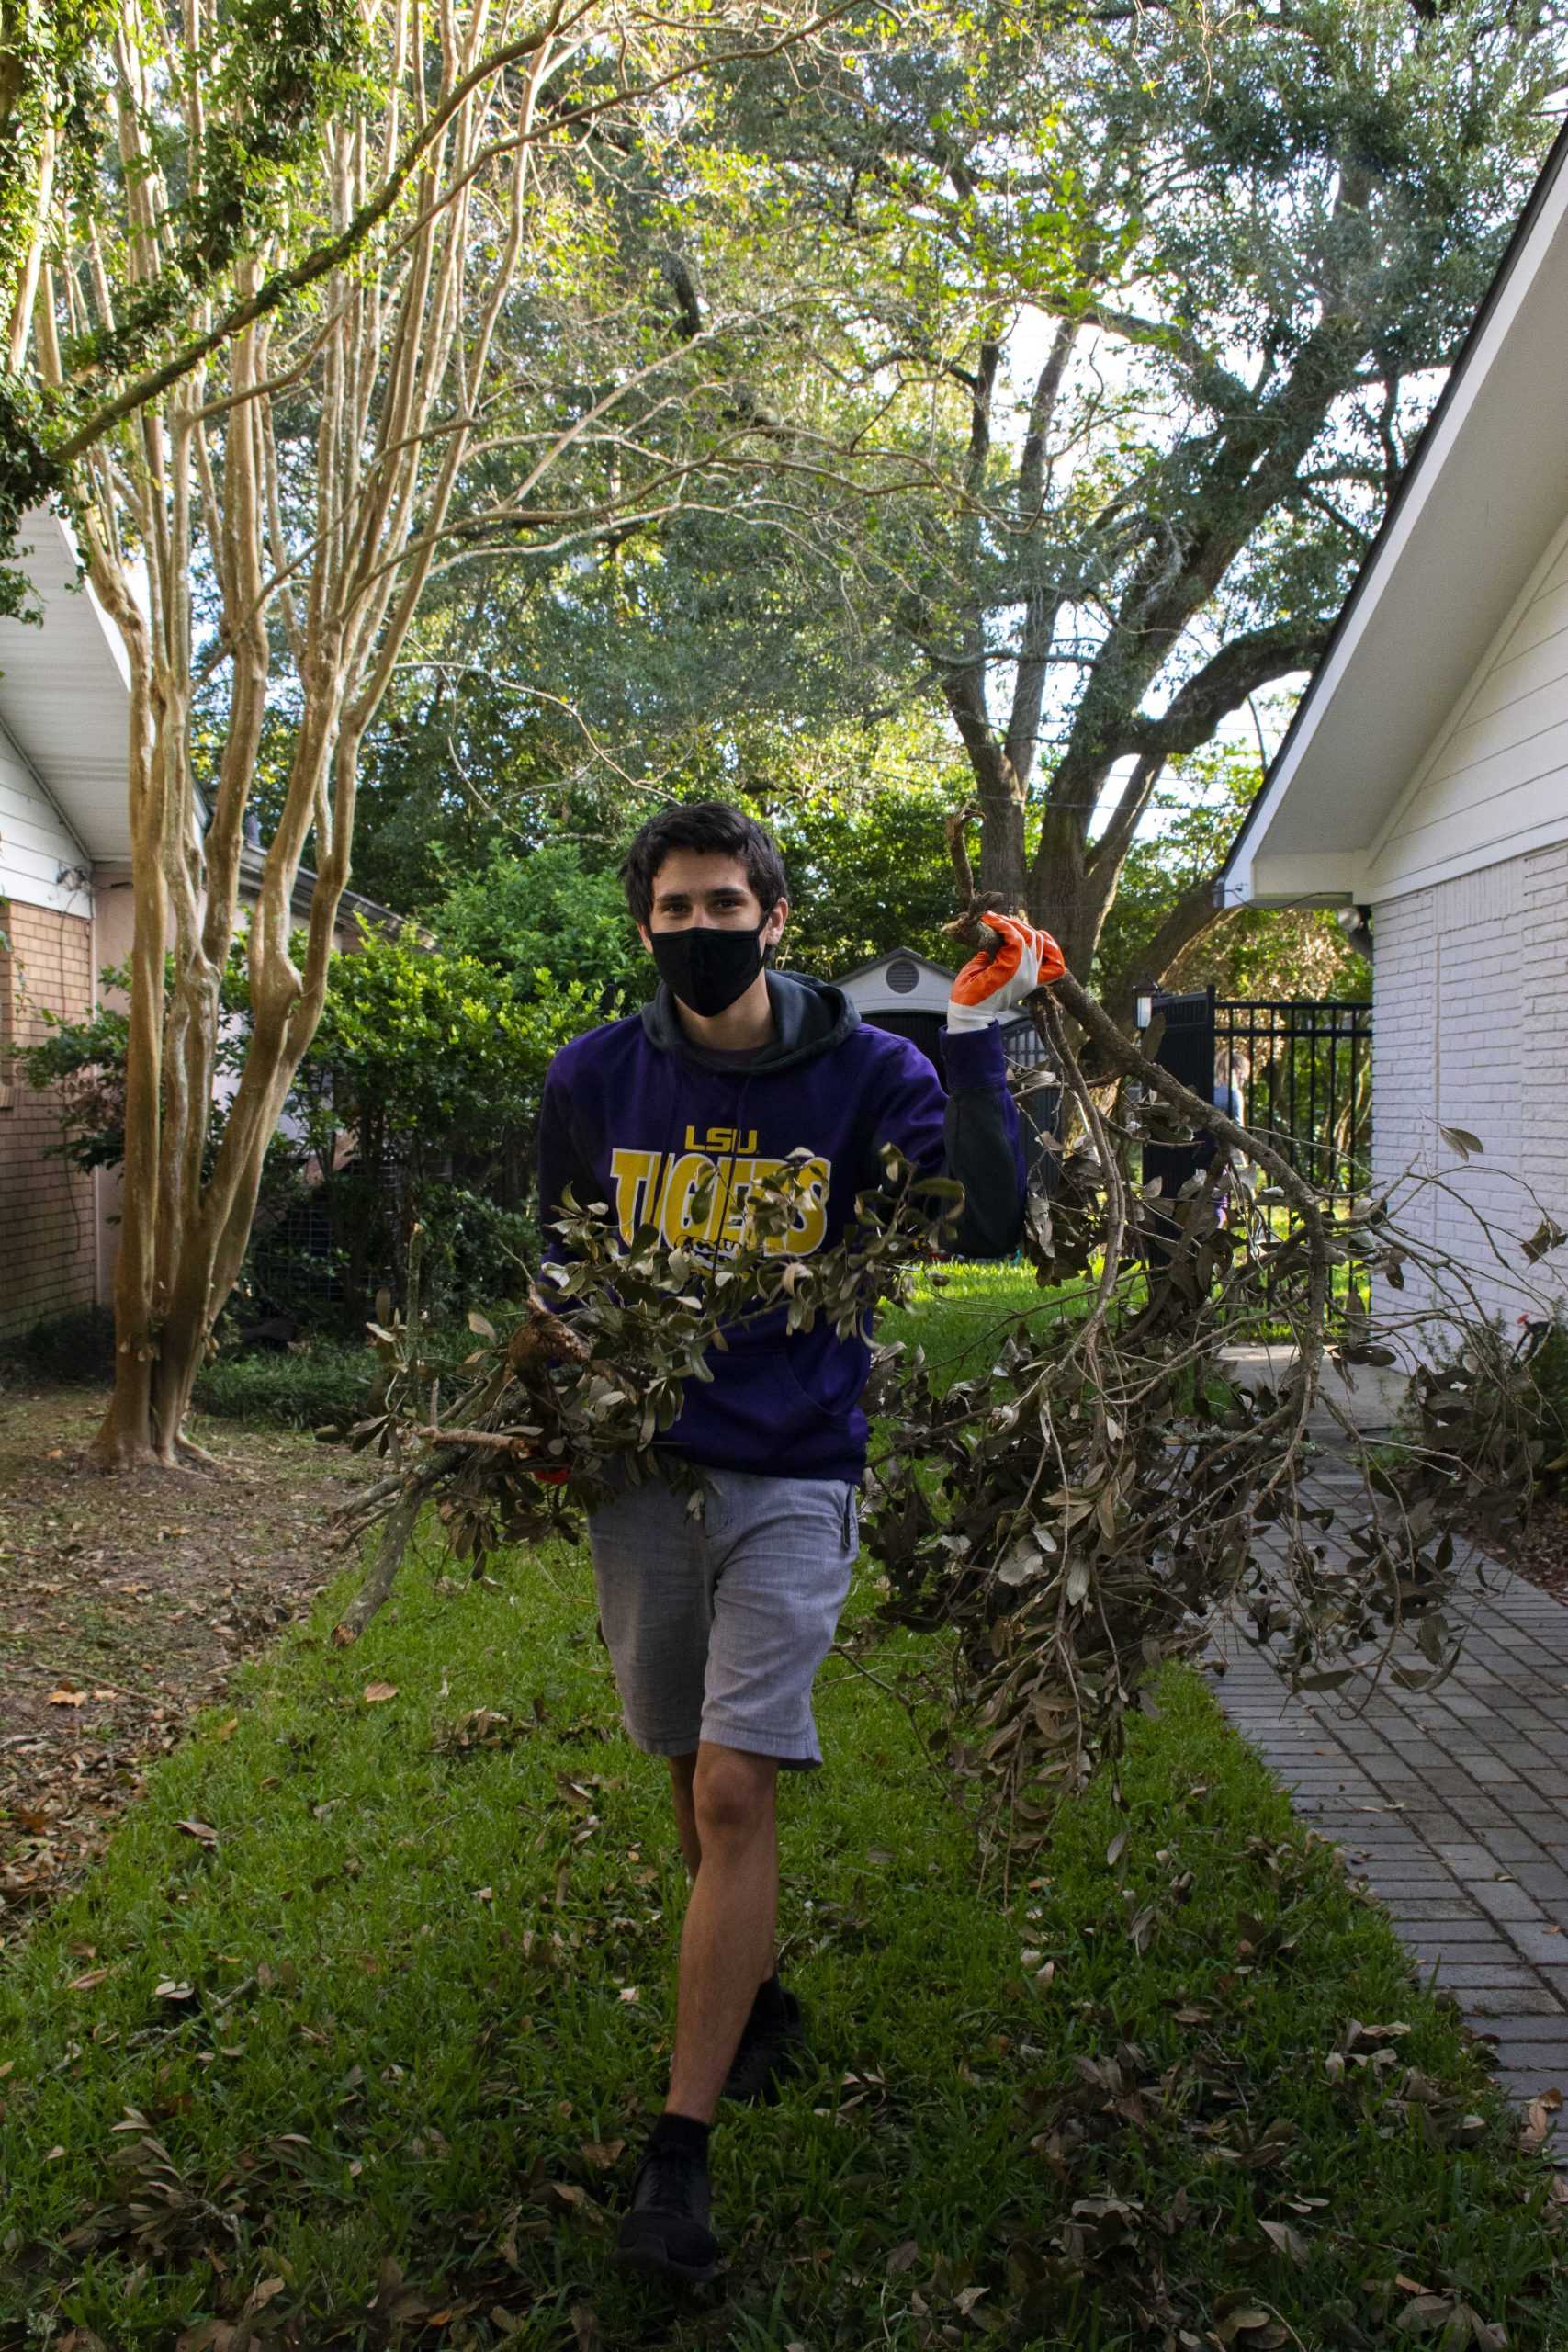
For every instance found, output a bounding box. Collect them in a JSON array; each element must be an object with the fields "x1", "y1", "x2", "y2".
[{"x1": 535, "y1": 801, "x2": 1063, "y2": 2283}]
